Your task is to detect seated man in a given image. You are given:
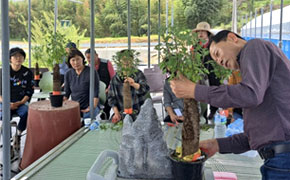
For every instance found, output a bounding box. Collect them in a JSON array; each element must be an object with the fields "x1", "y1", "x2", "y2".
[
  {"x1": 108, "y1": 49, "x2": 150, "y2": 123},
  {"x1": 0, "y1": 47, "x2": 34, "y2": 135},
  {"x1": 85, "y1": 48, "x2": 115, "y2": 120}
]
